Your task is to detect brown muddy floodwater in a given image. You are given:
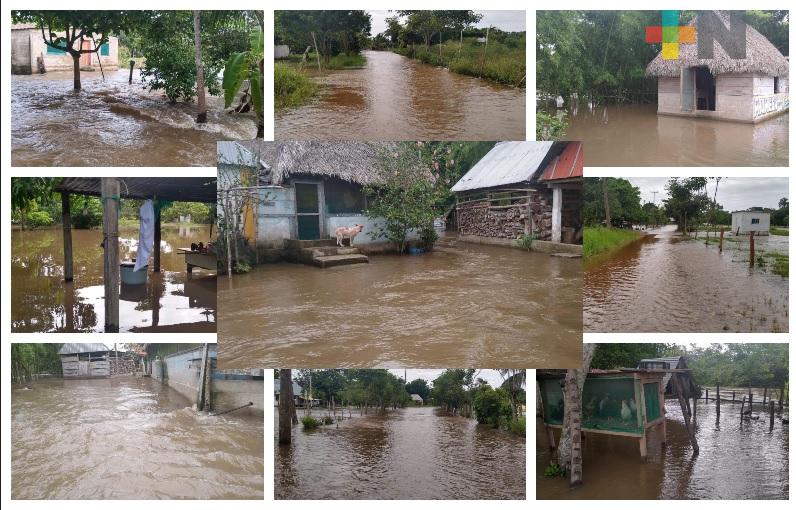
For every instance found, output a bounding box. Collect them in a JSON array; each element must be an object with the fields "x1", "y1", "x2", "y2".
[
  {"x1": 11, "y1": 225, "x2": 216, "y2": 333},
  {"x1": 11, "y1": 70, "x2": 257, "y2": 167},
  {"x1": 219, "y1": 241, "x2": 582, "y2": 368},
  {"x1": 12, "y1": 377, "x2": 264, "y2": 499},
  {"x1": 276, "y1": 406, "x2": 525, "y2": 499},
  {"x1": 542, "y1": 103, "x2": 788, "y2": 166},
  {"x1": 536, "y1": 397, "x2": 789, "y2": 499},
  {"x1": 276, "y1": 51, "x2": 526, "y2": 140},
  {"x1": 585, "y1": 225, "x2": 788, "y2": 333}
]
